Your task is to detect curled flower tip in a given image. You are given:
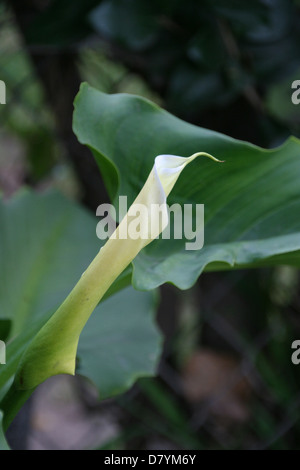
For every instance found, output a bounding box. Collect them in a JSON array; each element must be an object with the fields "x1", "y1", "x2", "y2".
[{"x1": 190, "y1": 152, "x2": 225, "y2": 163}]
